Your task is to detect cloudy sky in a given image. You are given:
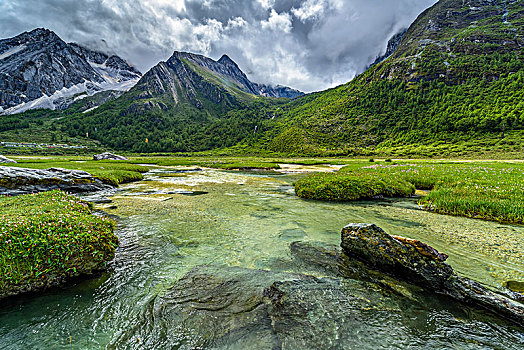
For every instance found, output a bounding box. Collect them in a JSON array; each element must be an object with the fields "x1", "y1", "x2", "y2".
[{"x1": 0, "y1": 0, "x2": 437, "y2": 92}]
